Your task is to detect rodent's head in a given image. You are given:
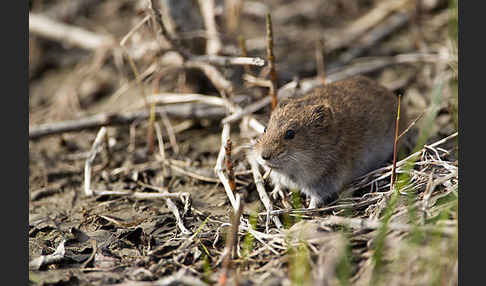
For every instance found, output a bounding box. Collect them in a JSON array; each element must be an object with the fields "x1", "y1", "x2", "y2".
[{"x1": 254, "y1": 97, "x2": 334, "y2": 171}]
